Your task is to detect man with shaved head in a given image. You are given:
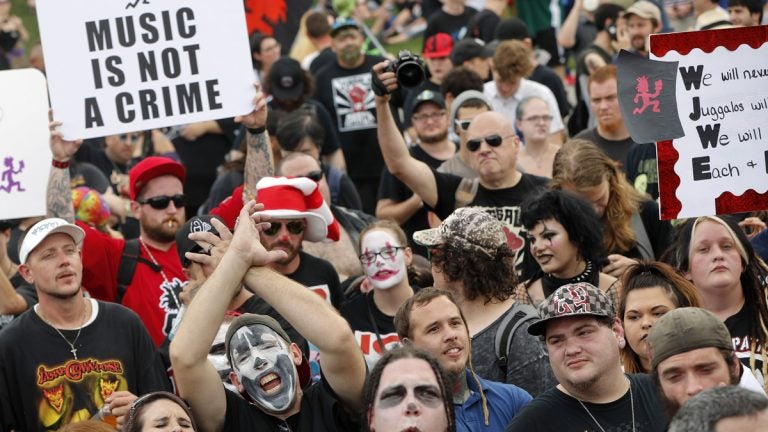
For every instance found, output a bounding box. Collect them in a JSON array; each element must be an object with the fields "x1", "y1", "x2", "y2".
[{"x1": 373, "y1": 62, "x2": 547, "y2": 278}]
